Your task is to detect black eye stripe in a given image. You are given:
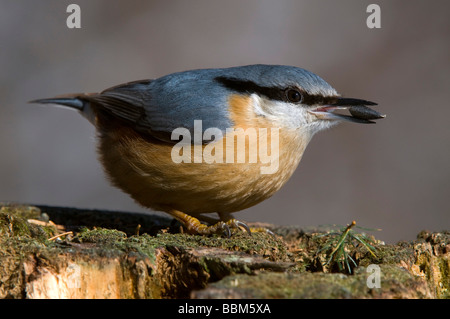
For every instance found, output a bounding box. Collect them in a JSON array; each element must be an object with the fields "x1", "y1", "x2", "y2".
[
  {"x1": 215, "y1": 77, "x2": 284, "y2": 101},
  {"x1": 215, "y1": 76, "x2": 338, "y2": 106}
]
